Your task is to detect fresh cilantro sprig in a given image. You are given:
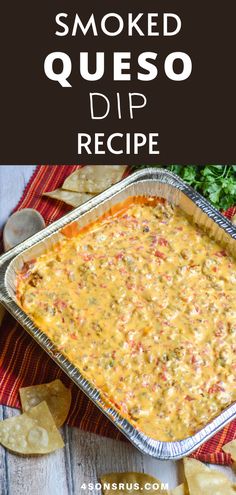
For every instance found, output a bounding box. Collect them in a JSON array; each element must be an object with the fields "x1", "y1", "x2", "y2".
[{"x1": 130, "y1": 165, "x2": 236, "y2": 210}]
